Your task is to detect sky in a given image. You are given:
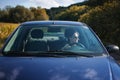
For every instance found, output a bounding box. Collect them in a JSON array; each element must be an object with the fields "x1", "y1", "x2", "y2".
[{"x1": 0, "y1": 0, "x2": 85, "y2": 9}]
